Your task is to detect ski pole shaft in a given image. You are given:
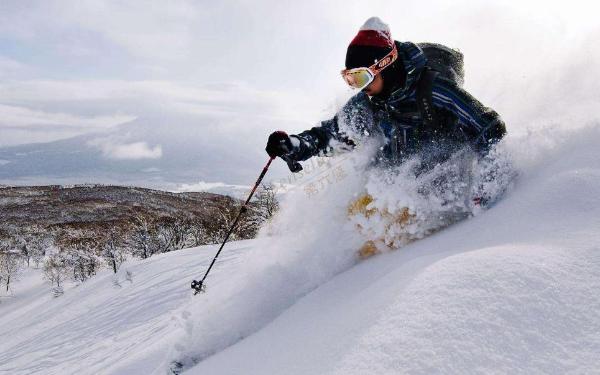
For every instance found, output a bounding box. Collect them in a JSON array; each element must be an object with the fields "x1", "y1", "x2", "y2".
[{"x1": 192, "y1": 156, "x2": 275, "y2": 294}]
